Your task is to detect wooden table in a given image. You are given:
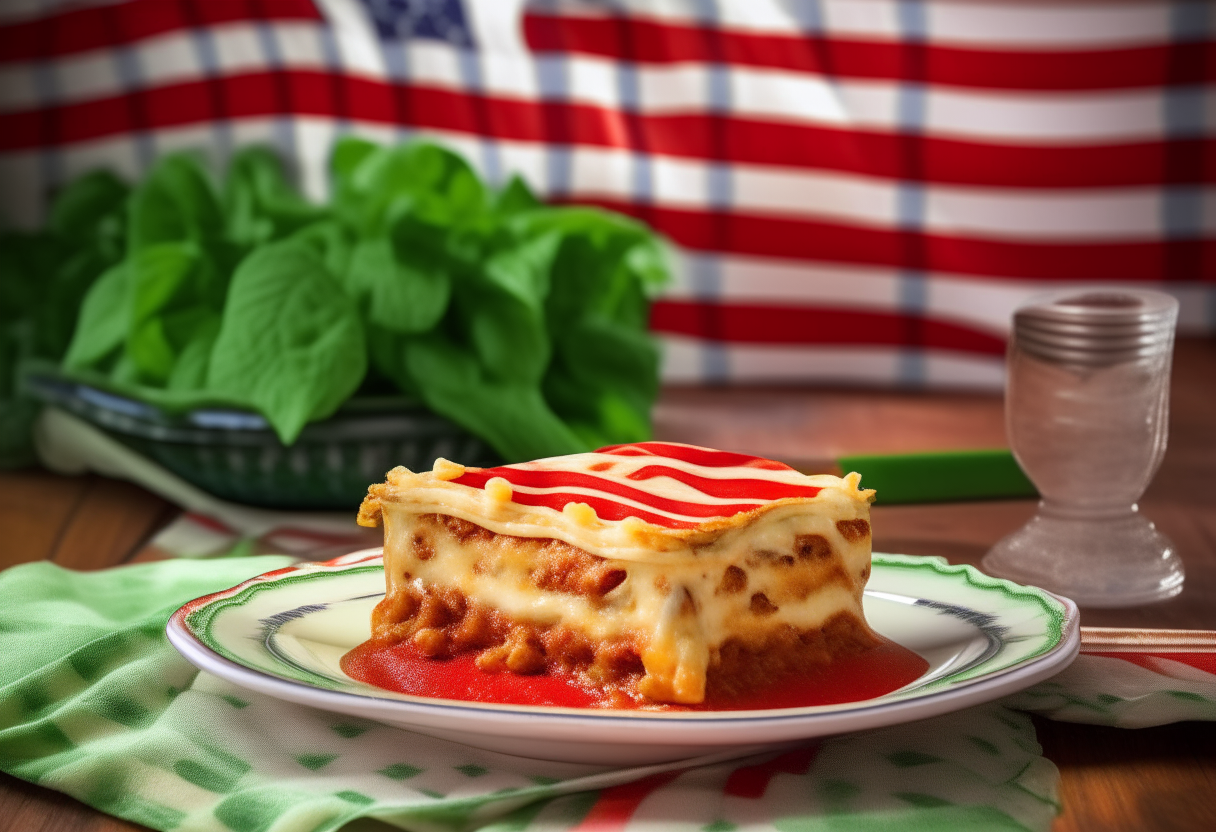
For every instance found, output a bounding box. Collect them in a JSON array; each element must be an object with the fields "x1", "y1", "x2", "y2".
[{"x1": 3, "y1": 337, "x2": 1215, "y2": 832}]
